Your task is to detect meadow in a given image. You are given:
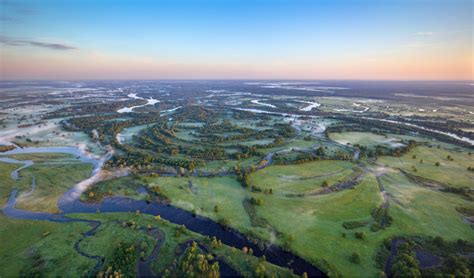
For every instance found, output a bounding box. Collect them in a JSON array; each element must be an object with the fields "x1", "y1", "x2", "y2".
[{"x1": 379, "y1": 144, "x2": 474, "y2": 189}]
